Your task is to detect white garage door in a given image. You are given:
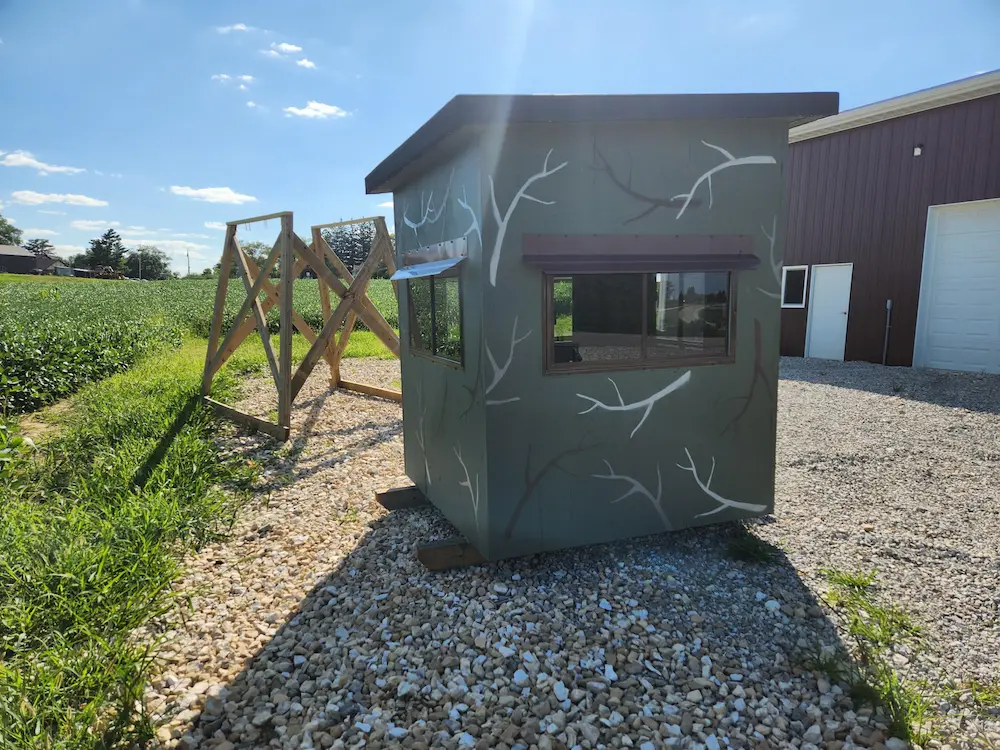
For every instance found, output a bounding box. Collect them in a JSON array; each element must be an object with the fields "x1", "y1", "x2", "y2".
[{"x1": 914, "y1": 198, "x2": 1000, "y2": 374}]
